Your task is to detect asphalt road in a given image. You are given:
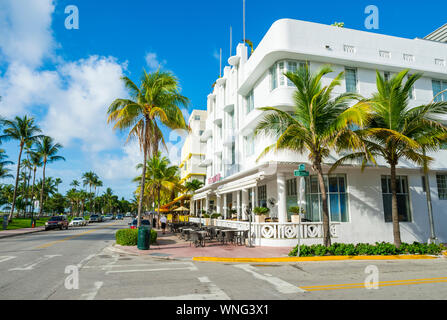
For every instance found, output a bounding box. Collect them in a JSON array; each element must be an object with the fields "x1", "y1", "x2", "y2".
[{"x1": 1, "y1": 218, "x2": 447, "y2": 300}]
